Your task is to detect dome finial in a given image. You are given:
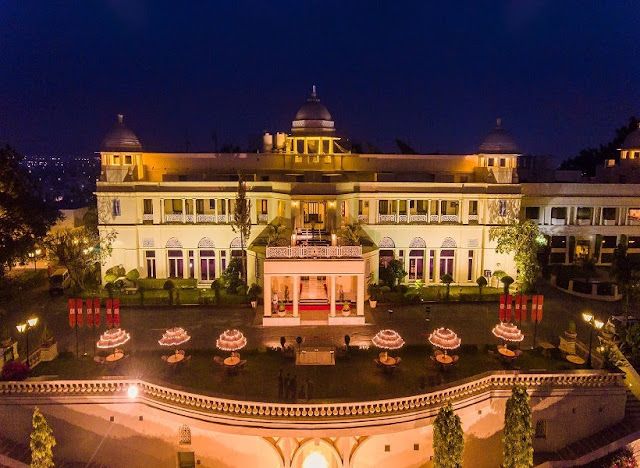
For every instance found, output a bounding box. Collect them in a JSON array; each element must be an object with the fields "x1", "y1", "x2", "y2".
[
  {"x1": 311, "y1": 85, "x2": 317, "y2": 99},
  {"x1": 117, "y1": 114, "x2": 124, "y2": 124},
  {"x1": 496, "y1": 117, "x2": 502, "y2": 127}
]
